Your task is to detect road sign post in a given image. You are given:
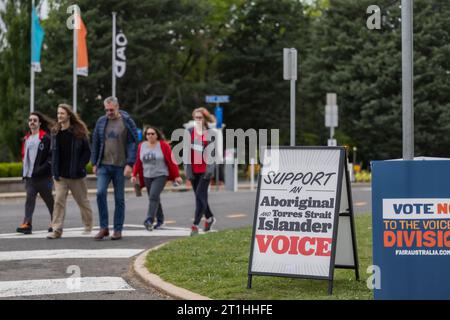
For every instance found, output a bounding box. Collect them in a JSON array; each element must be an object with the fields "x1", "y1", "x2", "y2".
[
  {"x1": 325, "y1": 93, "x2": 338, "y2": 146},
  {"x1": 205, "y1": 95, "x2": 230, "y2": 191},
  {"x1": 283, "y1": 48, "x2": 297, "y2": 147}
]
